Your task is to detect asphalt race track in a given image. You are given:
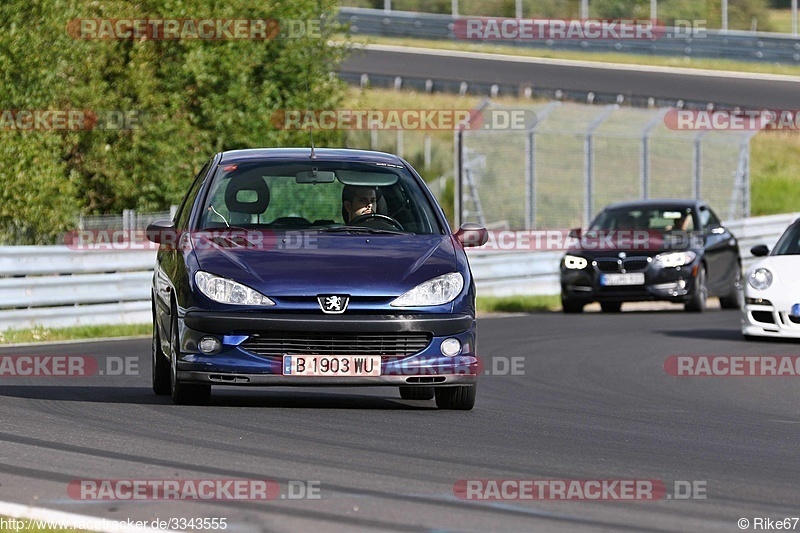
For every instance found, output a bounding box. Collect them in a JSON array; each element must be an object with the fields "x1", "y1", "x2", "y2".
[
  {"x1": 340, "y1": 45, "x2": 800, "y2": 108},
  {"x1": 2, "y1": 309, "x2": 800, "y2": 531}
]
